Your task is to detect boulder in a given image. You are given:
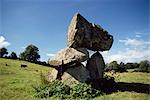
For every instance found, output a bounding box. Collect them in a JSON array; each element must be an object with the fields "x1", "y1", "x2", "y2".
[
  {"x1": 86, "y1": 52, "x2": 105, "y2": 79},
  {"x1": 47, "y1": 68, "x2": 58, "y2": 82},
  {"x1": 61, "y1": 63, "x2": 90, "y2": 86},
  {"x1": 47, "y1": 63, "x2": 90, "y2": 86},
  {"x1": 48, "y1": 47, "x2": 89, "y2": 66},
  {"x1": 67, "y1": 13, "x2": 113, "y2": 51}
]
